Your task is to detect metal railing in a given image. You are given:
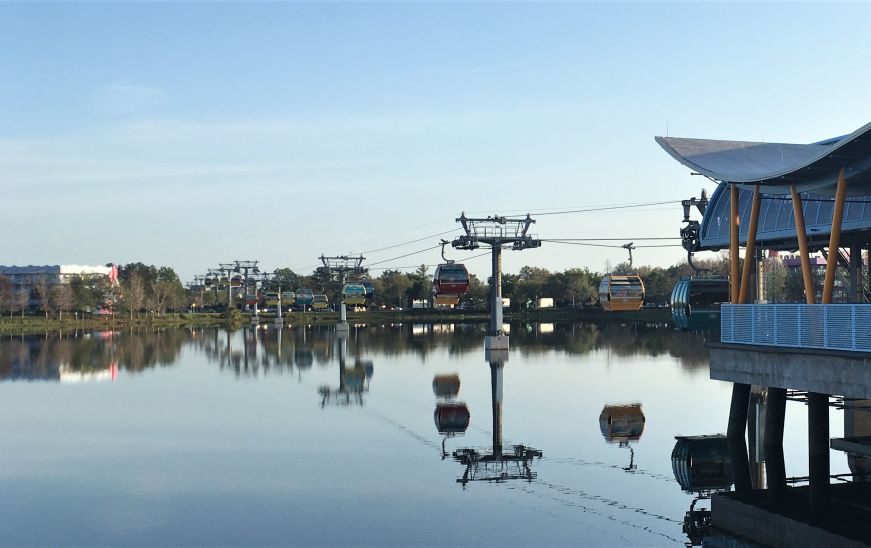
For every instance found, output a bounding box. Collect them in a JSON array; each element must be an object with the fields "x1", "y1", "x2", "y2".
[{"x1": 721, "y1": 304, "x2": 871, "y2": 353}]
